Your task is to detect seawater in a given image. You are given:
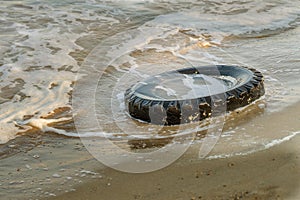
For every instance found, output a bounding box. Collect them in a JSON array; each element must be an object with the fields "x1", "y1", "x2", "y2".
[{"x1": 0, "y1": 0, "x2": 300, "y2": 158}]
